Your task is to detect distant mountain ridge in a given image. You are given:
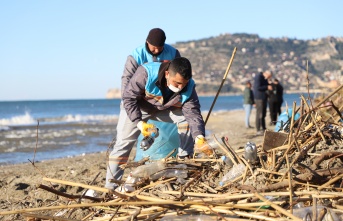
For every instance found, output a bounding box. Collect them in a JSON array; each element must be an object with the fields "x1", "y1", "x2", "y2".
[
  {"x1": 107, "y1": 33, "x2": 343, "y2": 98},
  {"x1": 174, "y1": 33, "x2": 343, "y2": 94}
]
